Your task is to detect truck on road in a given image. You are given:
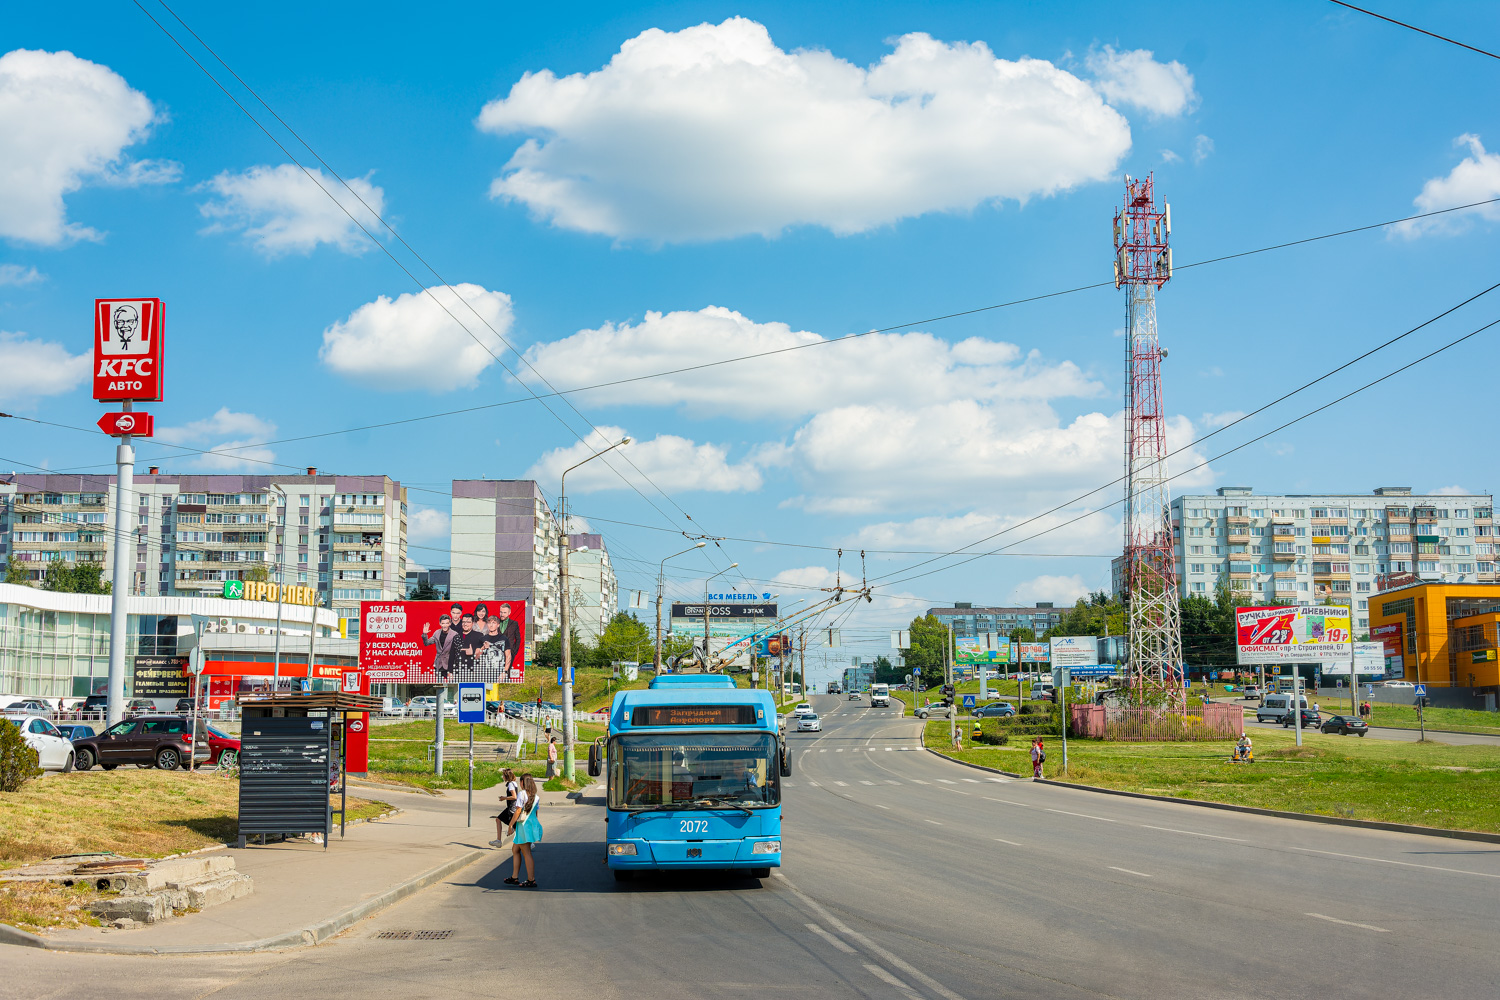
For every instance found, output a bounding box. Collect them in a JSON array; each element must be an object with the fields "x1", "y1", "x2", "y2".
[{"x1": 869, "y1": 683, "x2": 891, "y2": 708}]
